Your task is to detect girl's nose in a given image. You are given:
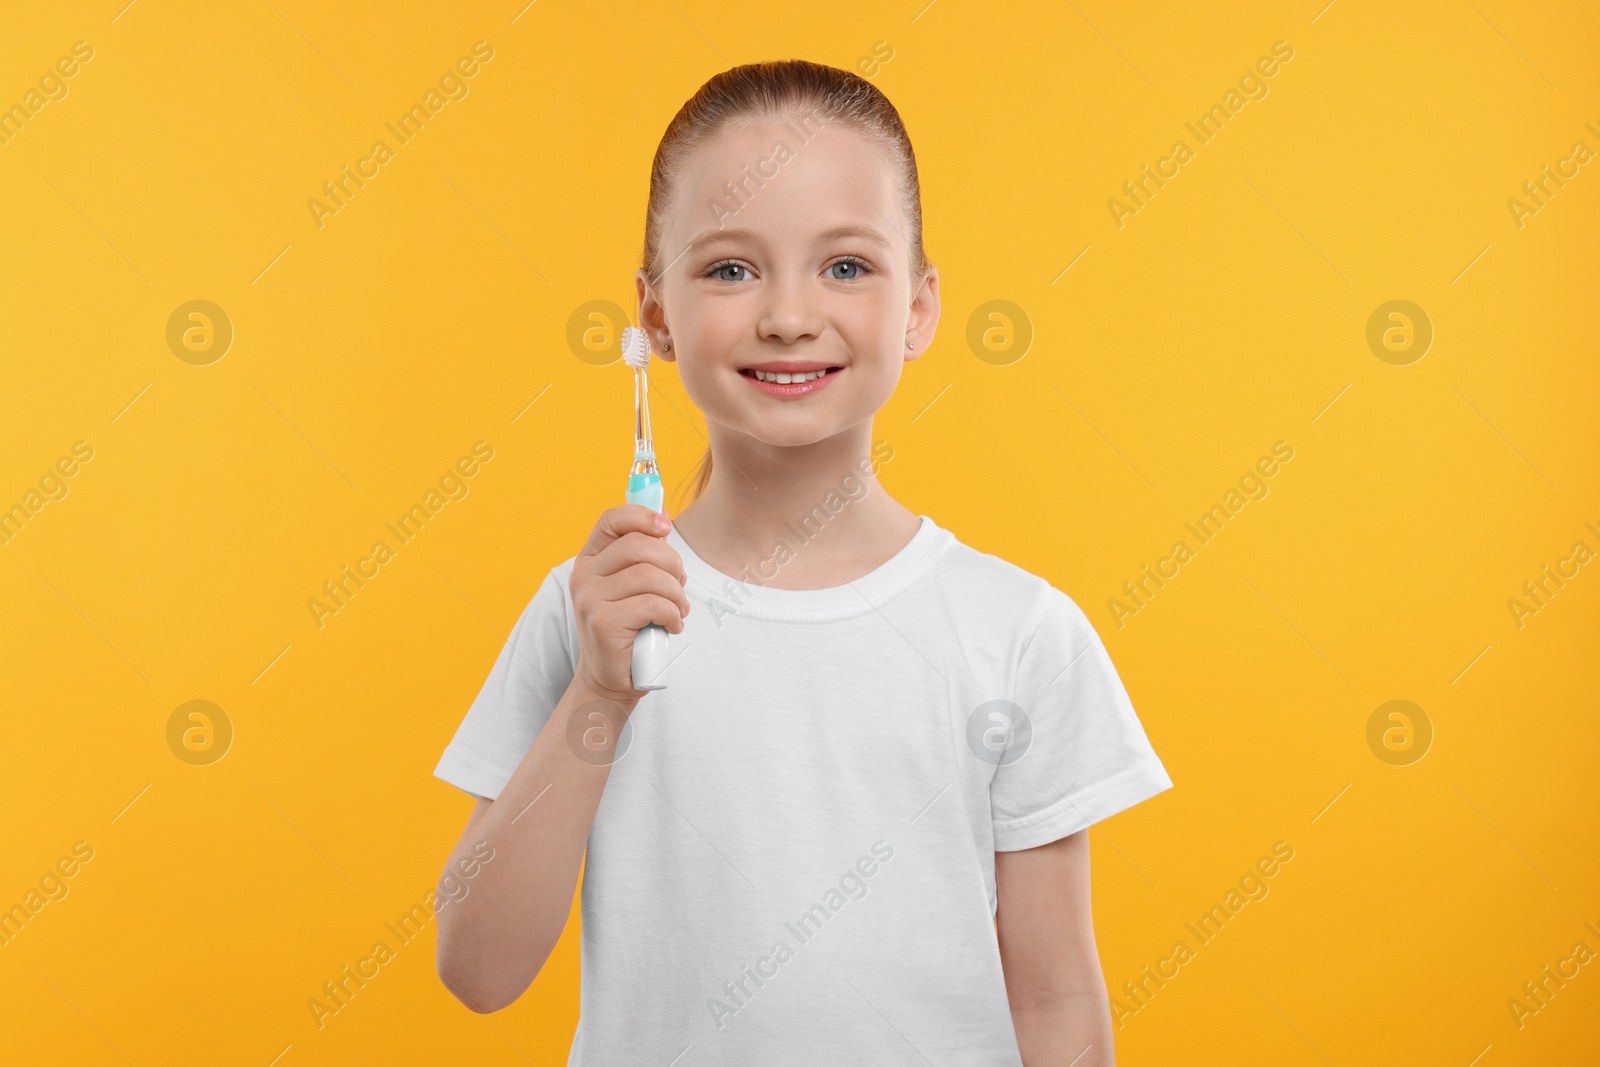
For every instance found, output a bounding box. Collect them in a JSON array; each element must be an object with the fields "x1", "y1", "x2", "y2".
[{"x1": 757, "y1": 280, "x2": 824, "y2": 345}]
